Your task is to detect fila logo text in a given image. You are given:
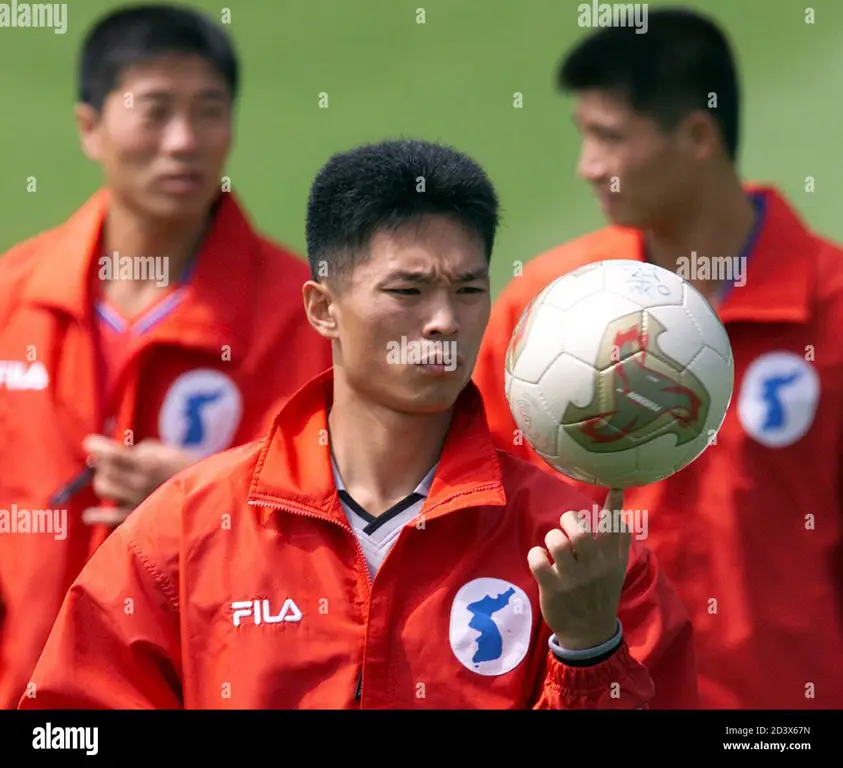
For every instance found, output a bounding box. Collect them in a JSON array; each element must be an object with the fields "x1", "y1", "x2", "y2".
[{"x1": 231, "y1": 599, "x2": 303, "y2": 627}]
